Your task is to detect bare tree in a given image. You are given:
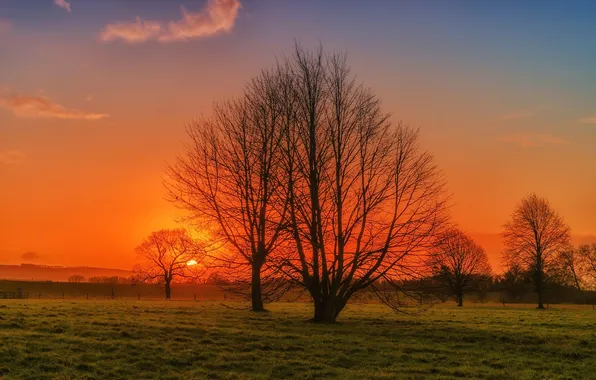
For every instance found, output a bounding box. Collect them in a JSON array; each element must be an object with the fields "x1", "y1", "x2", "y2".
[
  {"x1": 279, "y1": 45, "x2": 448, "y2": 323},
  {"x1": 134, "y1": 229, "x2": 202, "y2": 300},
  {"x1": 67, "y1": 274, "x2": 86, "y2": 283},
  {"x1": 560, "y1": 249, "x2": 584, "y2": 291},
  {"x1": 577, "y1": 243, "x2": 596, "y2": 289},
  {"x1": 562, "y1": 243, "x2": 596, "y2": 292},
  {"x1": 427, "y1": 229, "x2": 492, "y2": 307},
  {"x1": 166, "y1": 65, "x2": 292, "y2": 311},
  {"x1": 502, "y1": 194, "x2": 571, "y2": 309}
]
